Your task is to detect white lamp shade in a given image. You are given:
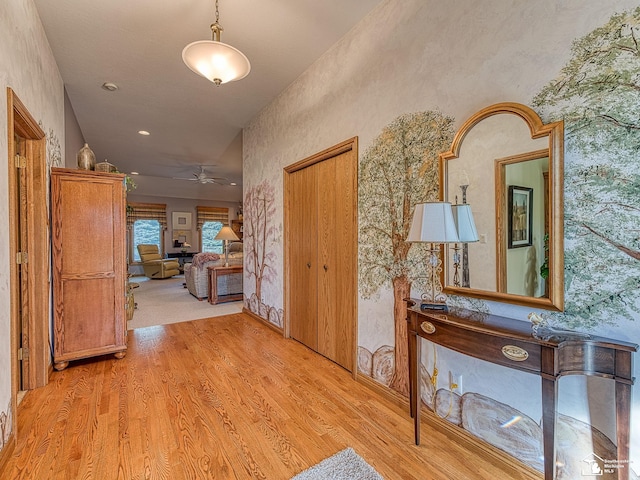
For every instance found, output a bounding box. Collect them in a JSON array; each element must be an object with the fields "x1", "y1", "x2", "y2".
[
  {"x1": 182, "y1": 40, "x2": 251, "y2": 84},
  {"x1": 407, "y1": 202, "x2": 460, "y2": 243},
  {"x1": 214, "y1": 225, "x2": 240, "y2": 241},
  {"x1": 451, "y1": 204, "x2": 479, "y2": 243}
]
